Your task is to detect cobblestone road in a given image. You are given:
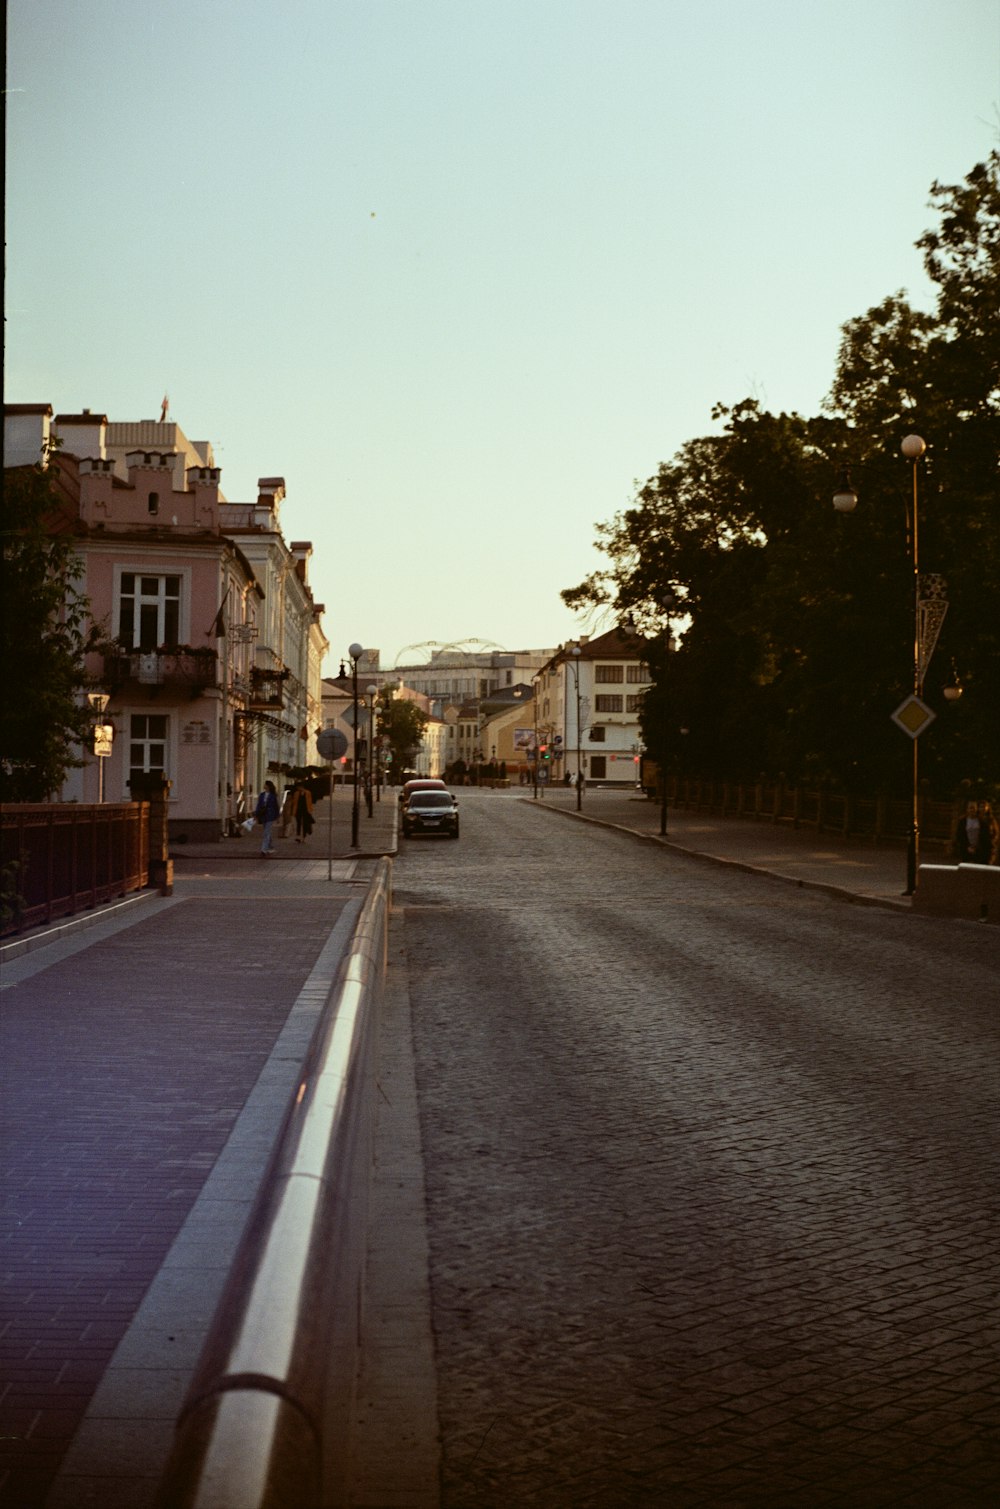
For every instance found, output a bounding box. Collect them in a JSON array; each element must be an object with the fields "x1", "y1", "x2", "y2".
[{"x1": 397, "y1": 792, "x2": 1000, "y2": 1508}]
